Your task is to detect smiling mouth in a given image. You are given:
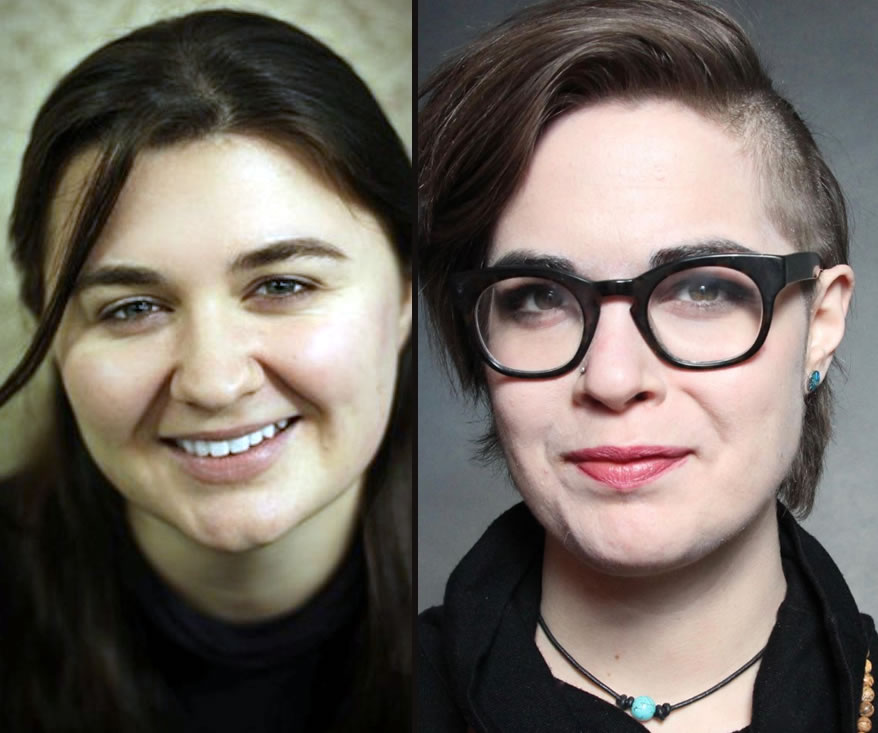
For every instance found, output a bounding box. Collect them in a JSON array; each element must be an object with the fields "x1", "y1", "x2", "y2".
[
  {"x1": 165, "y1": 418, "x2": 295, "y2": 458},
  {"x1": 565, "y1": 445, "x2": 691, "y2": 491},
  {"x1": 575, "y1": 455, "x2": 688, "y2": 490}
]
